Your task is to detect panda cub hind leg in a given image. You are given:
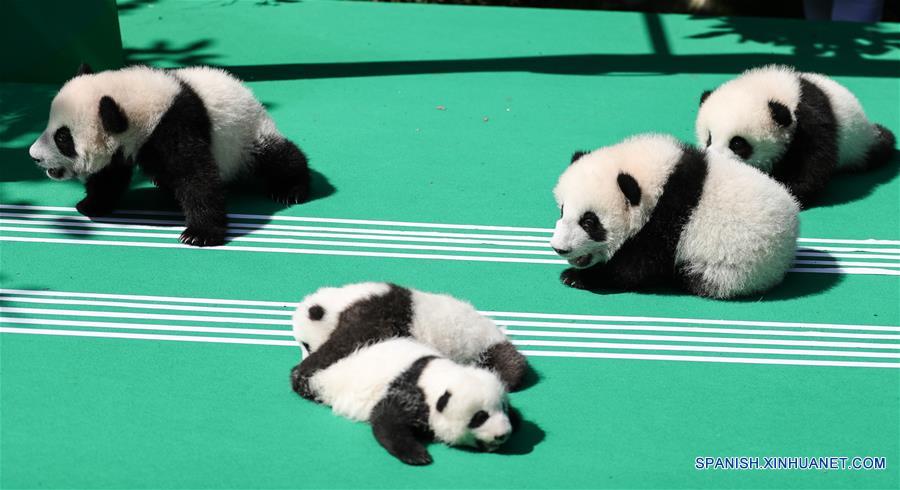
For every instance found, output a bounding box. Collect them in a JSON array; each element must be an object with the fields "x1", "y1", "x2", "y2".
[
  {"x1": 252, "y1": 135, "x2": 310, "y2": 204},
  {"x1": 862, "y1": 124, "x2": 897, "y2": 170},
  {"x1": 478, "y1": 341, "x2": 528, "y2": 391}
]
